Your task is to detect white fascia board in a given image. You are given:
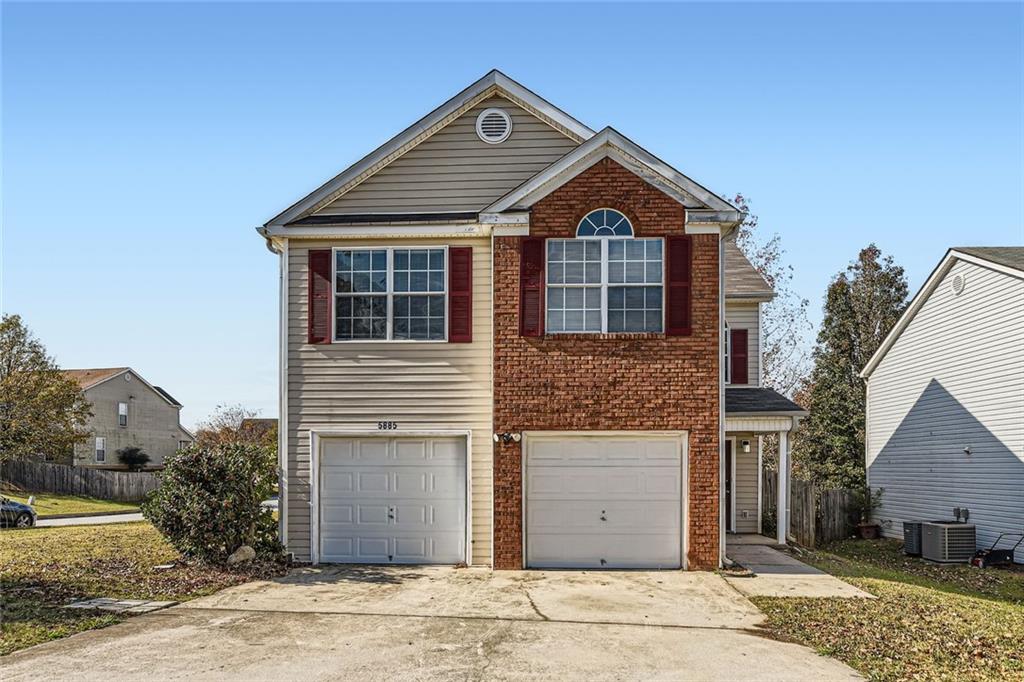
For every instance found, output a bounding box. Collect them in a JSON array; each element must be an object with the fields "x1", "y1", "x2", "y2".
[
  {"x1": 479, "y1": 211, "x2": 529, "y2": 225},
  {"x1": 484, "y1": 128, "x2": 740, "y2": 217},
  {"x1": 949, "y1": 250, "x2": 1024, "y2": 280},
  {"x1": 860, "y1": 251, "x2": 956, "y2": 379},
  {"x1": 262, "y1": 223, "x2": 488, "y2": 239},
  {"x1": 265, "y1": 71, "x2": 595, "y2": 227}
]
